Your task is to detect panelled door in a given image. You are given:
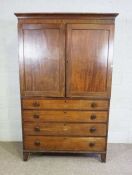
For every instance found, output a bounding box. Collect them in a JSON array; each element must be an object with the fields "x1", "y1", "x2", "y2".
[
  {"x1": 66, "y1": 24, "x2": 113, "y2": 98},
  {"x1": 20, "y1": 23, "x2": 65, "y2": 97}
]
